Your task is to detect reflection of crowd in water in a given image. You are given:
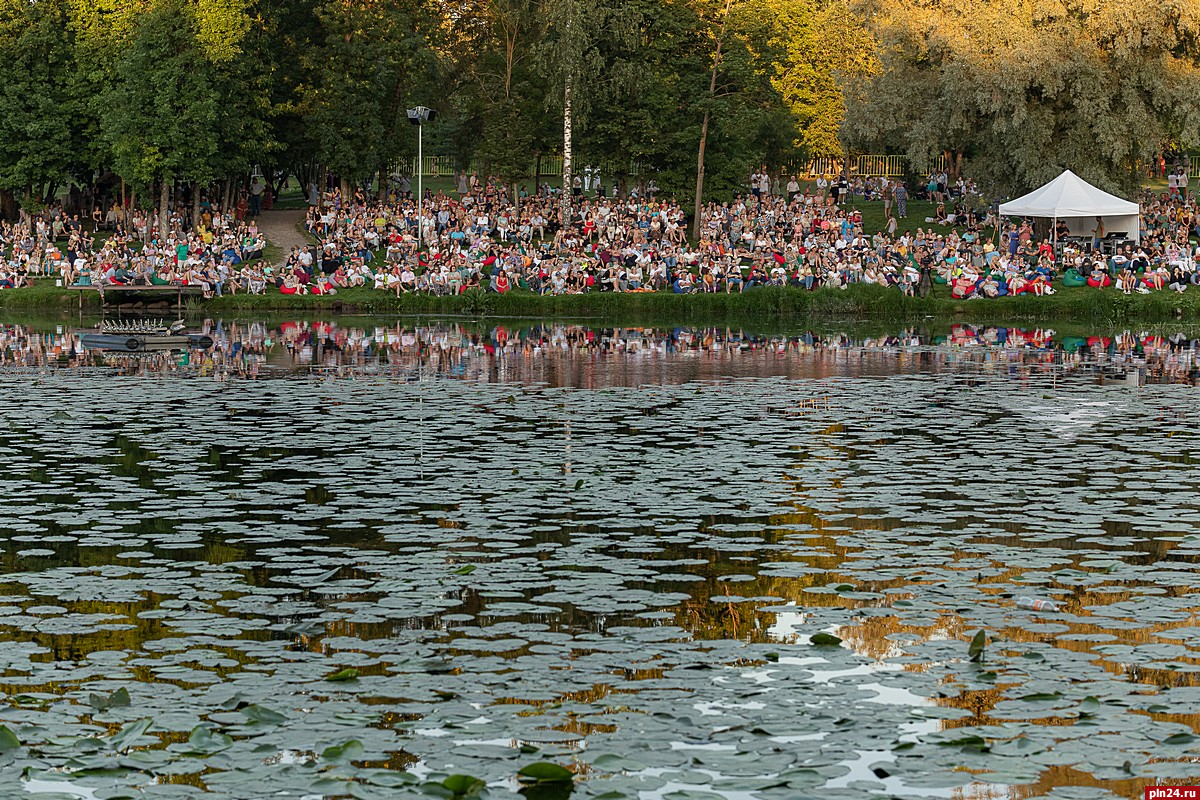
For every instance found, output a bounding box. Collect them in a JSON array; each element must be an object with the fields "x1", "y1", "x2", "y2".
[{"x1": 2, "y1": 321, "x2": 1199, "y2": 384}]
